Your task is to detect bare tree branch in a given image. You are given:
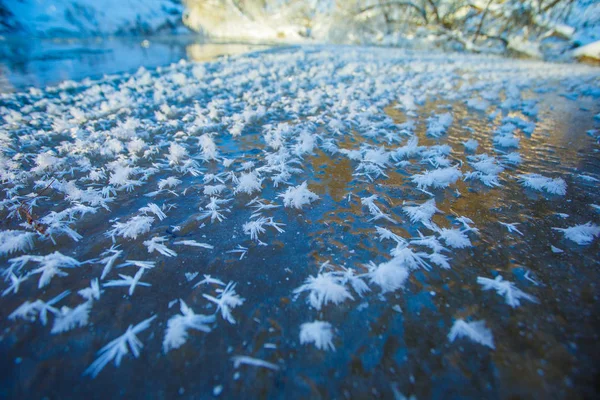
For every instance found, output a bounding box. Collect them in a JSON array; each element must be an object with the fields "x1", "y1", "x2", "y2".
[
  {"x1": 355, "y1": 1, "x2": 429, "y2": 24},
  {"x1": 474, "y1": 0, "x2": 494, "y2": 43}
]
